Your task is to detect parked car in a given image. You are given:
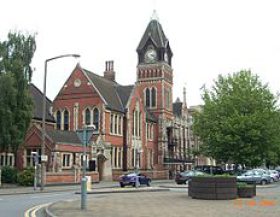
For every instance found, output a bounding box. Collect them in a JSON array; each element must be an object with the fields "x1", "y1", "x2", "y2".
[
  {"x1": 175, "y1": 170, "x2": 206, "y2": 184},
  {"x1": 194, "y1": 165, "x2": 224, "y2": 175},
  {"x1": 119, "y1": 172, "x2": 151, "y2": 187},
  {"x1": 237, "y1": 170, "x2": 271, "y2": 185},
  {"x1": 268, "y1": 170, "x2": 279, "y2": 182}
]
